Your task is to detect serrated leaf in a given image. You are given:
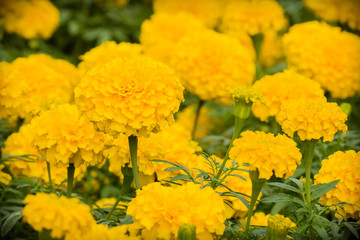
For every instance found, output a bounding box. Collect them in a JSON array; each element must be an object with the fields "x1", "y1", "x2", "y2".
[
  {"x1": 344, "y1": 222, "x2": 359, "y2": 239},
  {"x1": 1, "y1": 211, "x2": 22, "y2": 236},
  {"x1": 313, "y1": 224, "x2": 329, "y2": 240},
  {"x1": 267, "y1": 182, "x2": 301, "y2": 194},
  {"x1": 121, "y1": 215, "x2": 133, "y2": 225},
  {"x1": 311, "y1": 180, "x2": 340, "y2": 200},
  {"x1": 170, "y1": 174, "x2": 189, "y2": 182}
]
